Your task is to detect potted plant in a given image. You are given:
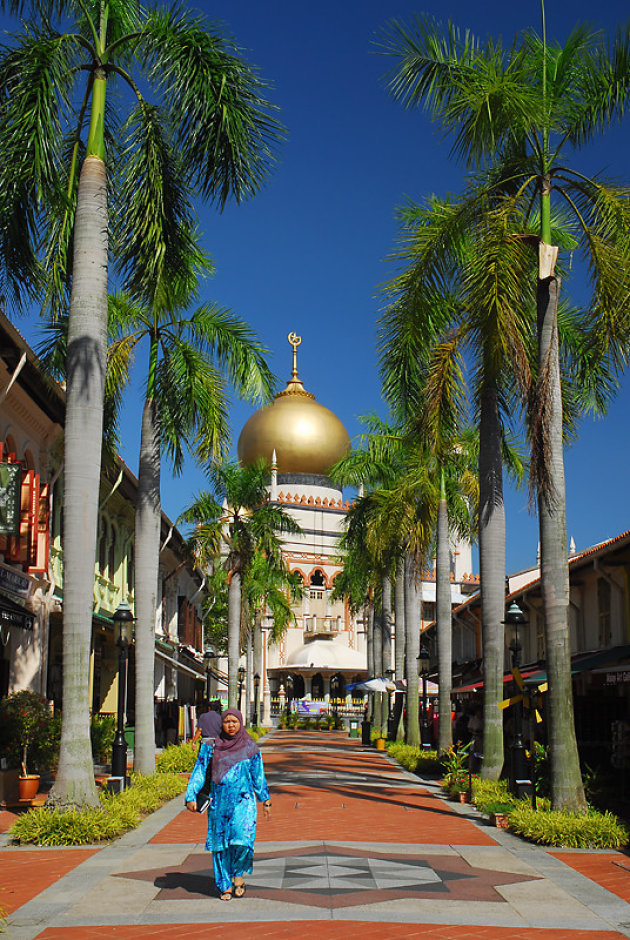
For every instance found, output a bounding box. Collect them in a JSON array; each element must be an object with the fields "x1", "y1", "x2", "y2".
[
  {"x1": 0, "y1": 690, "x2": 53, "y2": 801},
  {"x1": 484, "y1": 800, "x2": 514, "y2": 828}
]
